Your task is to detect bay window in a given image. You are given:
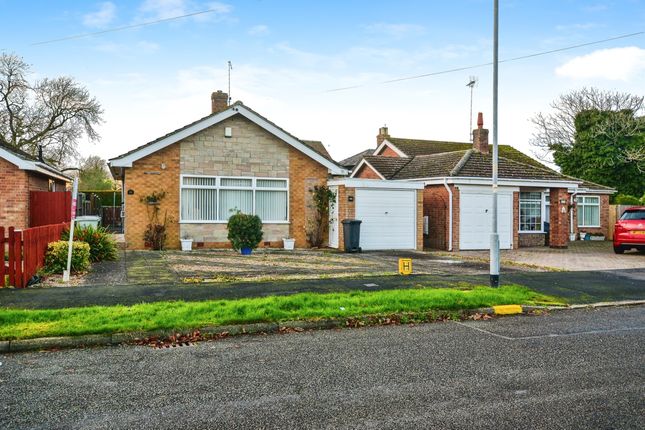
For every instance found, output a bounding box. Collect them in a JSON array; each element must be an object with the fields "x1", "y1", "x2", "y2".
[
  {"x1": 577, "y1": 195, "x2": 600, "y2": 227},
  {"x1": 180, "y1": 175, "x2": 288, "y2": 223}
]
